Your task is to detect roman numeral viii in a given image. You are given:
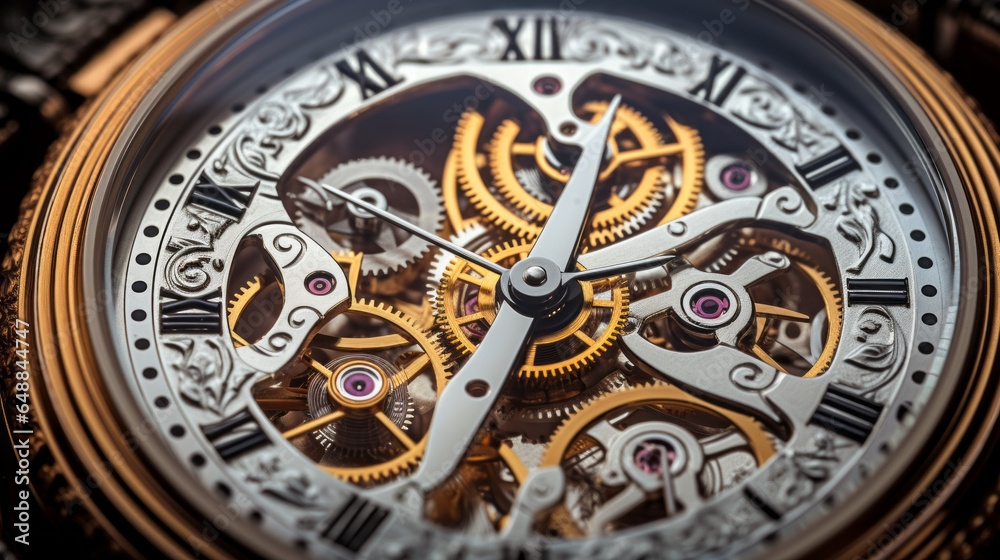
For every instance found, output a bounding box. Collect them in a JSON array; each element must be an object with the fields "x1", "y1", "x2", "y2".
[
  {"x1": 810, "y1": 383, "x2": 883, "y2": 443},
  {"x1": 493, "y1": 17, "x2": 563, "y2": 61},
  {"x1": 160, "y1": 288, "x2": 222, "y2": 334},
  {"x1": 201, "y1": 408, "x2": 270, "y2": 462}
]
